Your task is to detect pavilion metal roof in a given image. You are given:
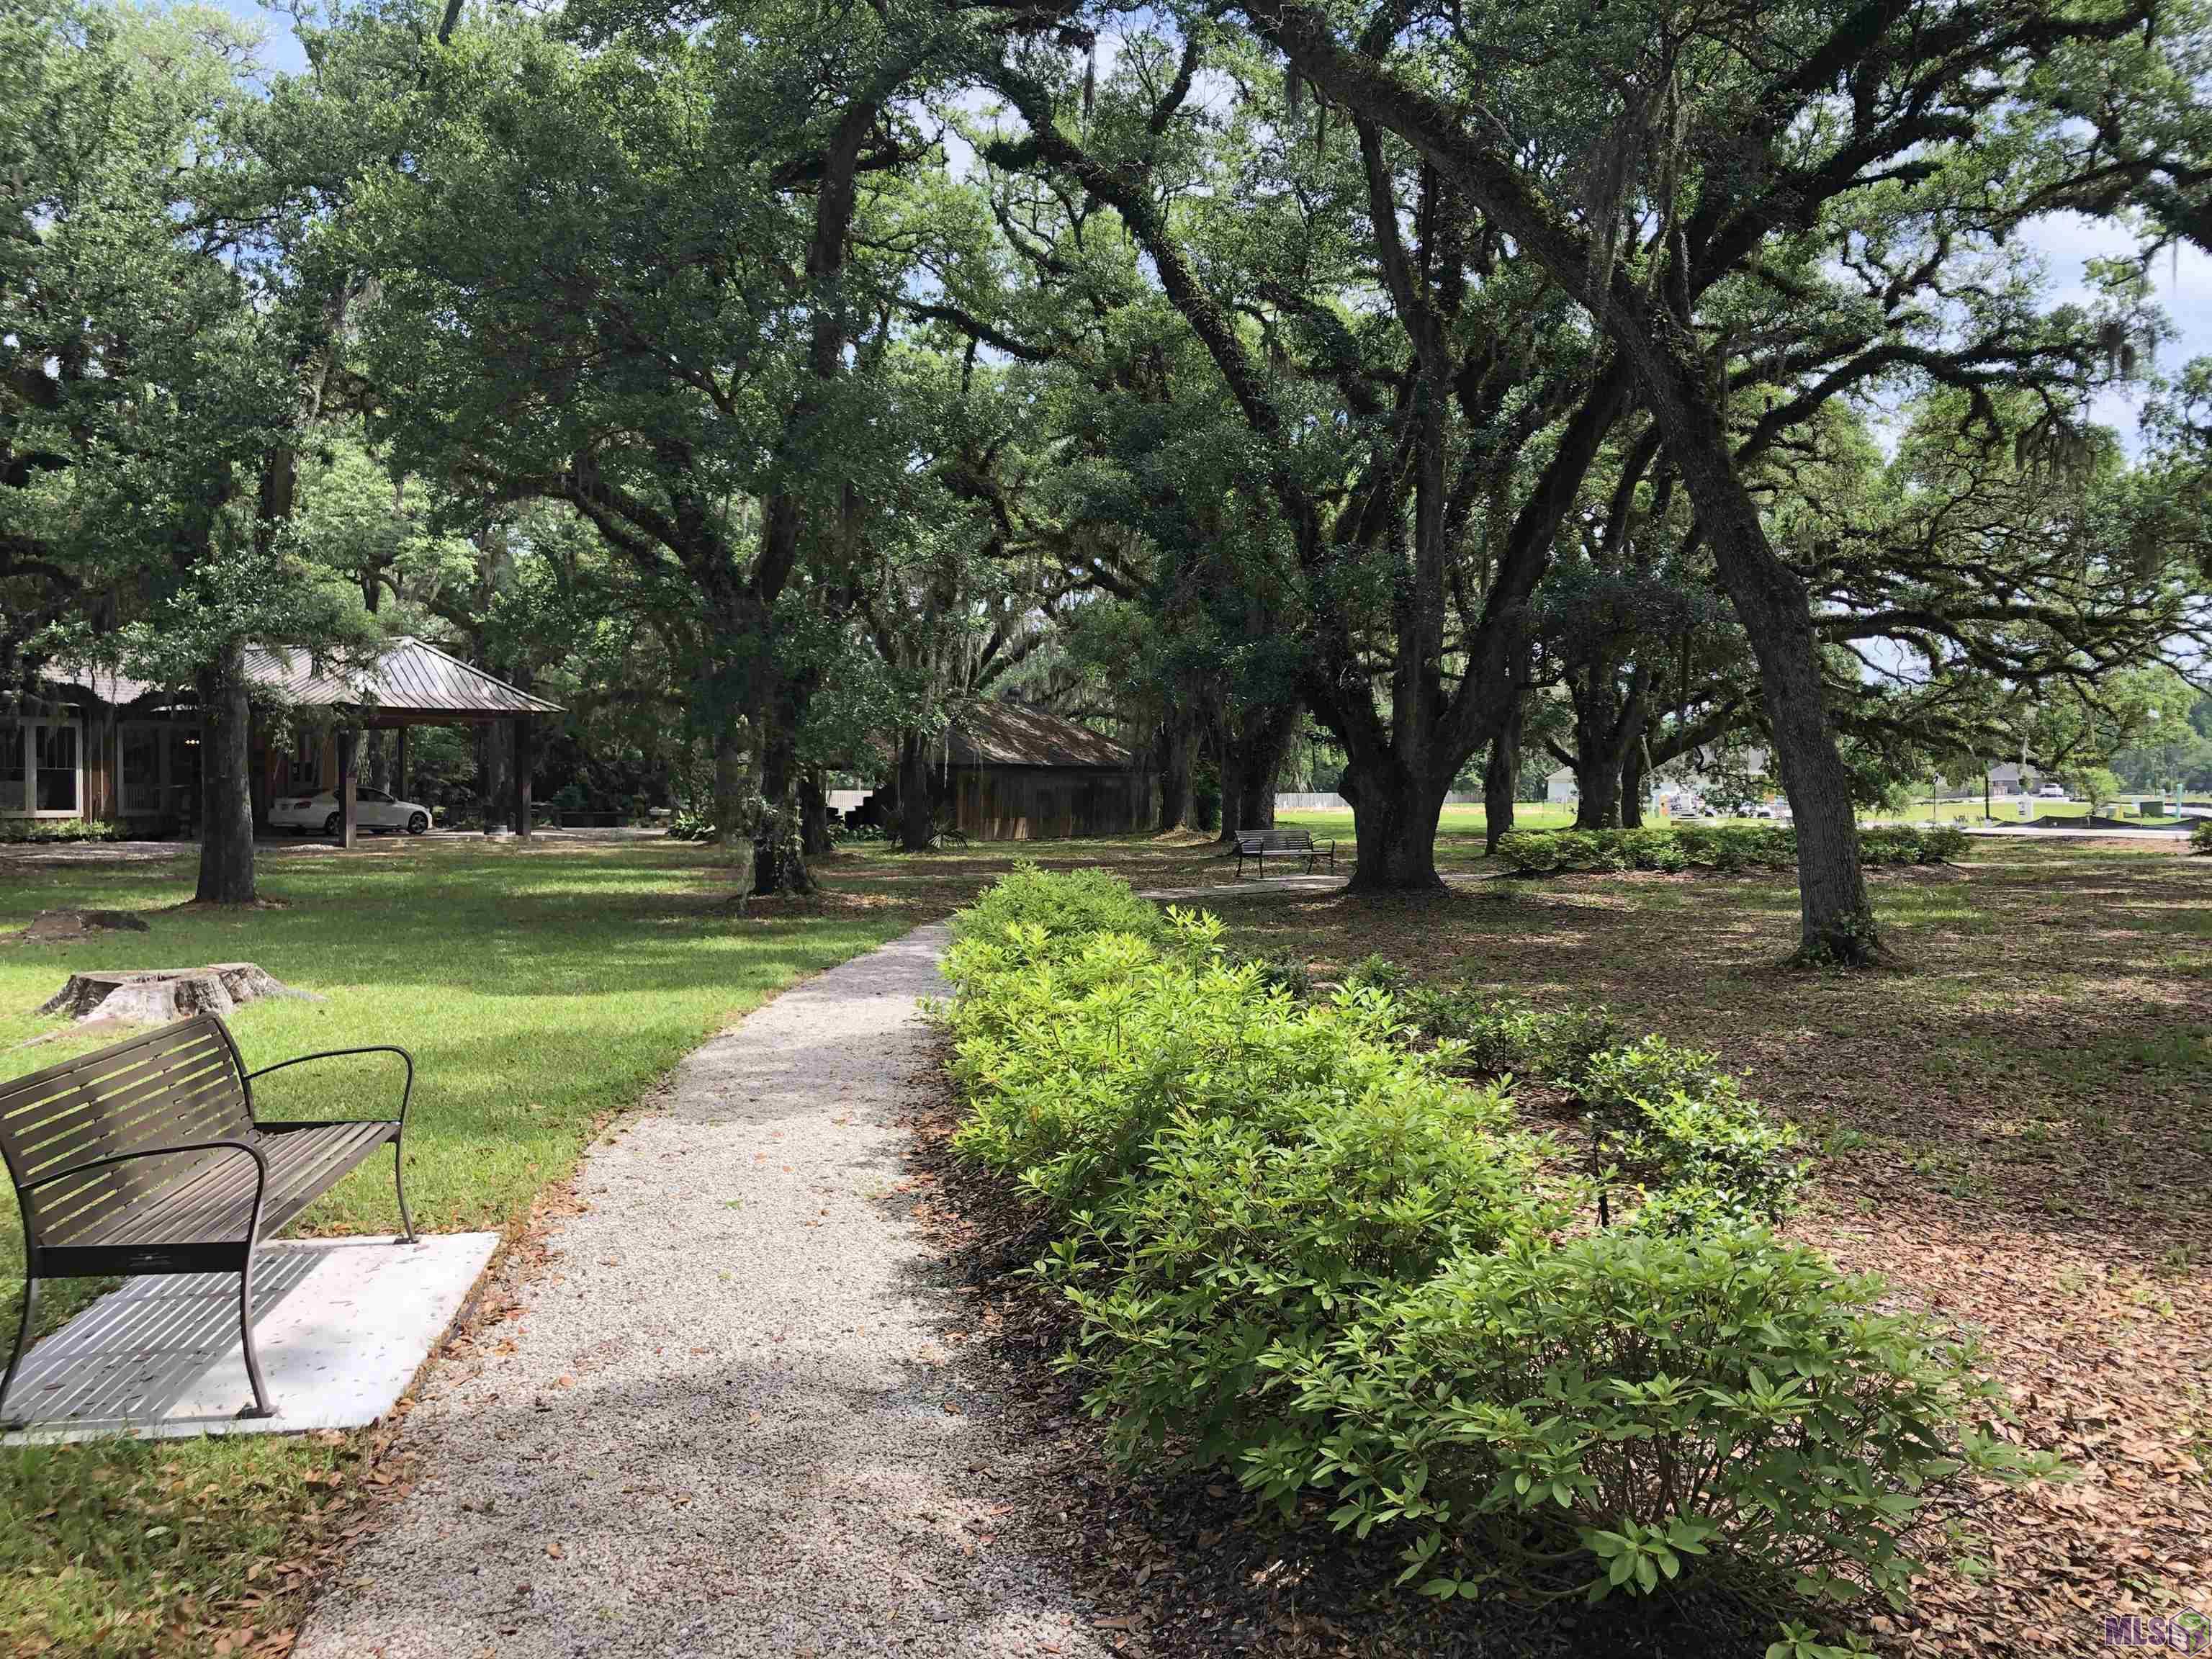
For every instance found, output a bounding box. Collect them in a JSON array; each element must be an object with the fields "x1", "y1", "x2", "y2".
[
  {"x1": 40, "y1": 637, "x2": 562, "y2": 724},
  {"x1": 243, "y1": 638, "x2": 562, "y2": 720}
]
